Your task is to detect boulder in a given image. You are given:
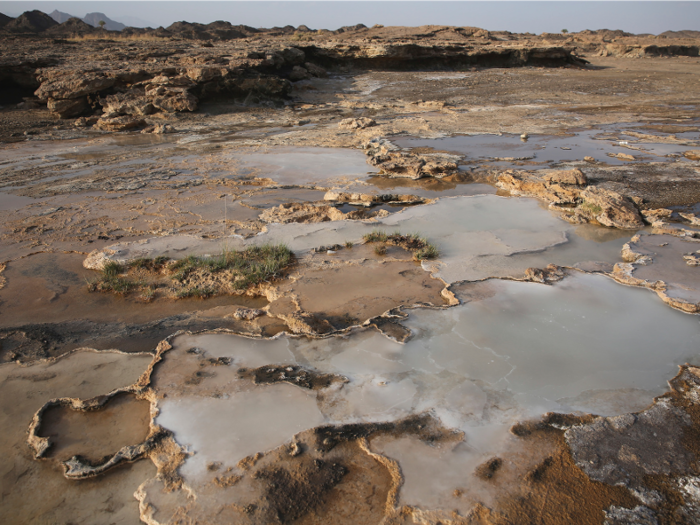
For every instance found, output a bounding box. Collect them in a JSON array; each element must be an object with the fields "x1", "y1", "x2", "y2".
[
  {"x1": 94, "y1": 115, "x2": 147, "y2": 131},
  {"x1": 281, "y1": 47, "x2": 305, "y2": 65},
  {"x1": 685, "y1": 150, "x2": 700, "y2": 161},
  {"x1": 35, "y1": 73, "x2": 115, "y2": 101},
  {"x1": 577, "y1": 187, "x2": 644, "y2": 229},
  {"x1": 151, "y1": 91, "x2": 198, "y2": 112},
  {"x1": 364, "y1": 138, "x2": 459, "y2": 180},
  {"x1": 496, "y1": 170, "x2": 581, "y2": 204},
  {"x1": 100, "y1": 91, "x2": 154, "y2": 116},
  {"x1": 47, "y1": 97, "x2": 89, "y2": 118},
  {"x1": 289, "y1": 66, "x2": 310, "y2": 81},
  {"x1": 304, "y1": 62, "x2": 328, "y2": 78}
]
